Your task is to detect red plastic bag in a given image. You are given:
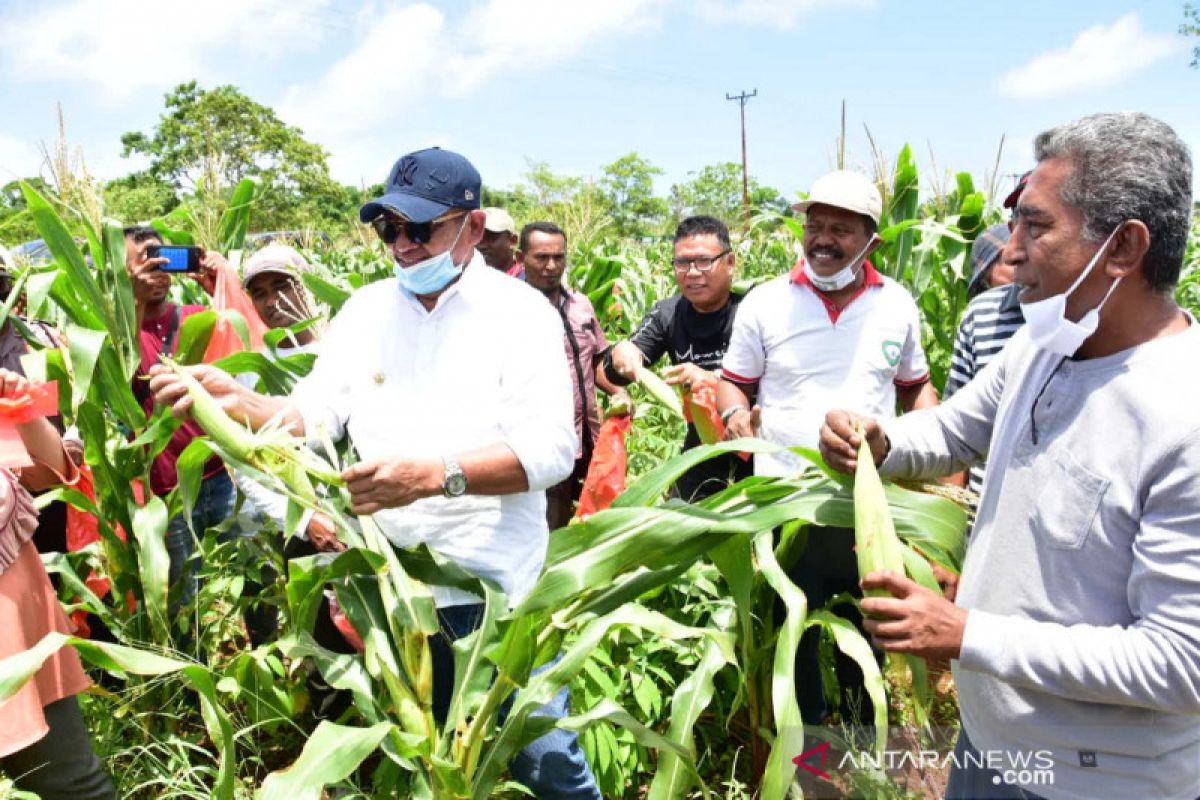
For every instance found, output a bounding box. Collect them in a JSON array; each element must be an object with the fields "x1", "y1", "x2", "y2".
[
  {"x1": 326, "y1": 589, "x2": 366, "y2": 654},
  {"x1": 0, "y1": 380, "x2": 58, "y2": 468},
  {"x1": 203, "y1": 255, "x2": 269, "y2": 362},
  {"x1": 67, "y1": 465, "x2": 142, "y2": 636},
  {"x1": 683, "y1": 383, "x2": 751, "y2": 462},
  {"x1": 574, "y1": 415, "x2": 632, "y2": 521}
]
